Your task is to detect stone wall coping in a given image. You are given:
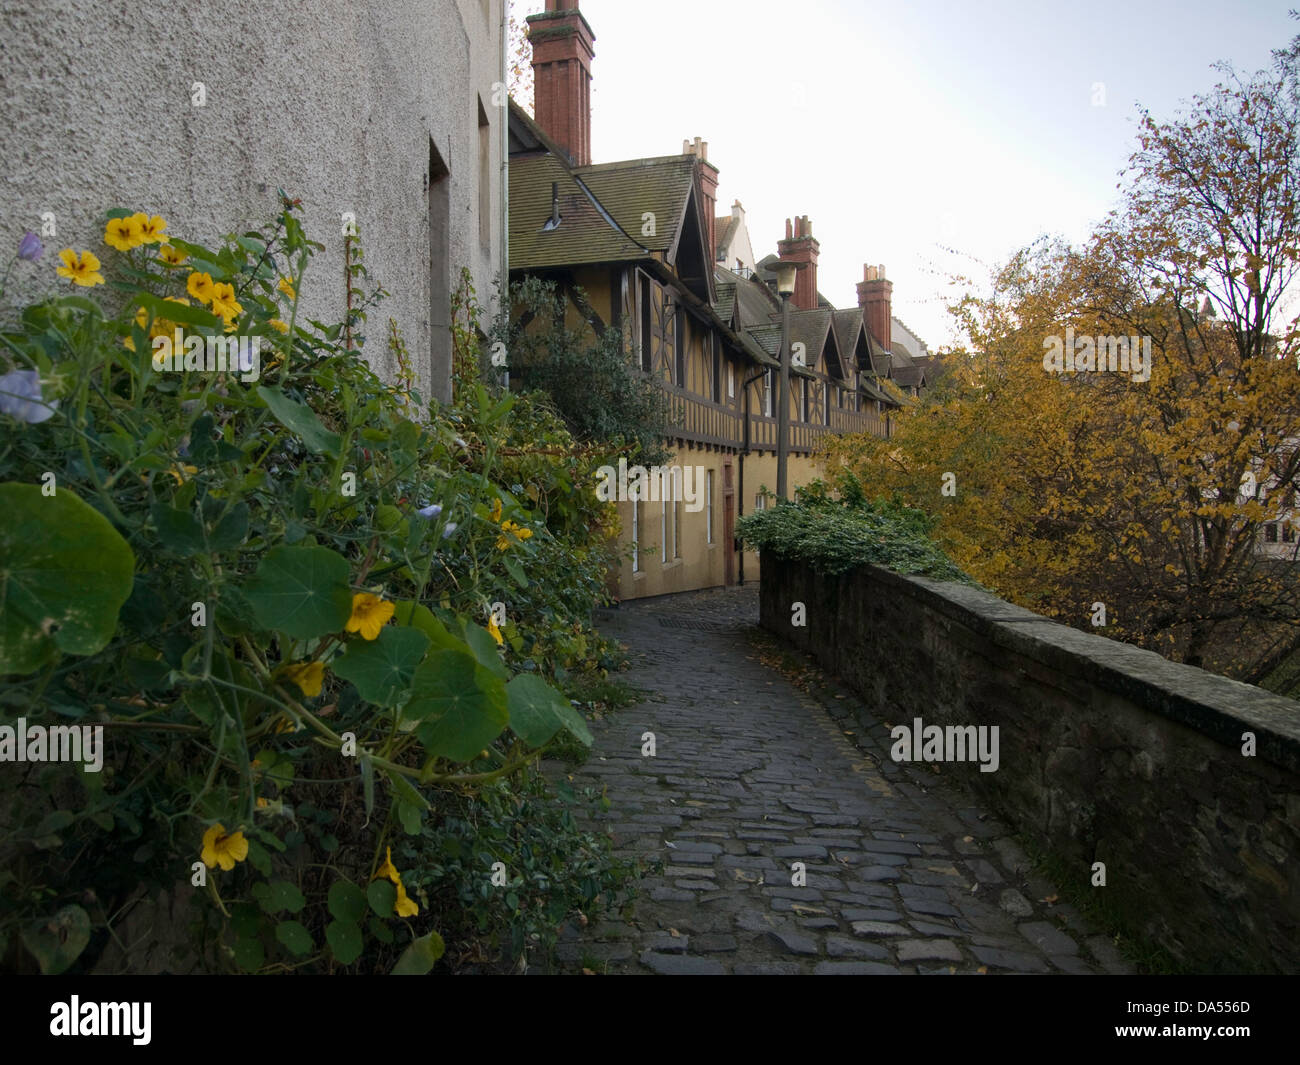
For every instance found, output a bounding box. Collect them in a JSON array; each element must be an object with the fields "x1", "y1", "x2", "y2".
[{"x1": 836, "y1": 561, "x2": 1300, "y2": 774}]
